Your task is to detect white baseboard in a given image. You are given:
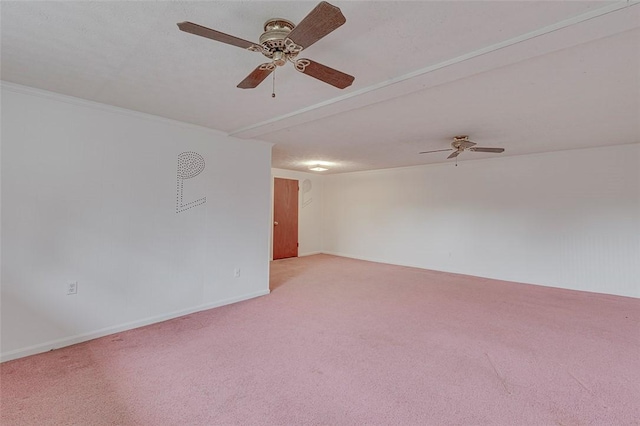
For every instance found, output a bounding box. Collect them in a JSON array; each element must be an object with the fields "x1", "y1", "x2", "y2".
[
  {"x1": 299, "y1": 251, "x2": 322, "y2": 257},
  {"x1": 0, "y1": 289, "x2": 270, "y2": 363},
  {"x1": 320, "y1": 252, "x2": 637, "y2": 298},
  {"x1": 321, "y1": 251, "x2": 396, "y2": 265},
  {"x1": 269, "y1": 251, "x2": 323, "y2": 261}
]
